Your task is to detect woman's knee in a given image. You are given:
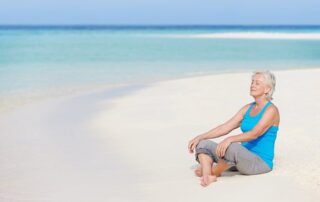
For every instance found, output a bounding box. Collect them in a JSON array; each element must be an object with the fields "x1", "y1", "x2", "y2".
[
  {"x1": 196, "y1": 140, "x2": 217, "y2": 150},
  {"x1": 195, "y1": 140, "x2": 219, "y2": 163}
]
